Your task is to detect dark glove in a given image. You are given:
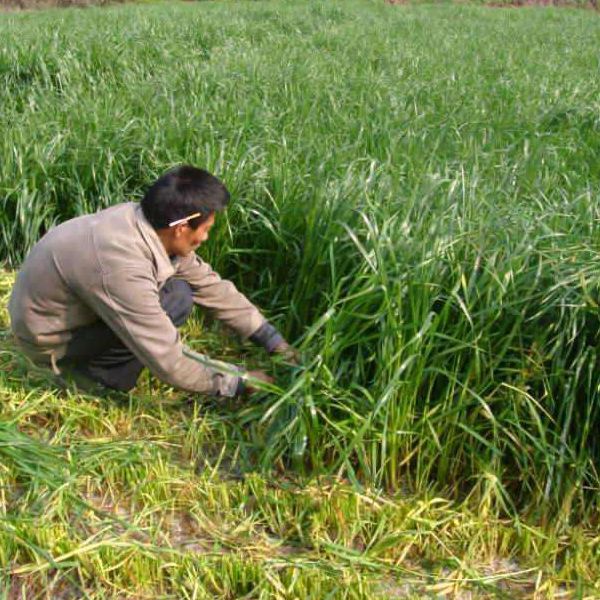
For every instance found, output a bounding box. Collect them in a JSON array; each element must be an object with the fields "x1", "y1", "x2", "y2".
[{"x1": 249, "y1": 322, "x2": 285, "y2": 353}]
